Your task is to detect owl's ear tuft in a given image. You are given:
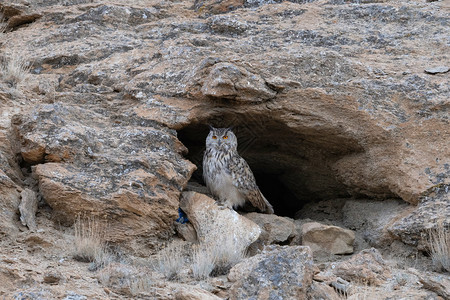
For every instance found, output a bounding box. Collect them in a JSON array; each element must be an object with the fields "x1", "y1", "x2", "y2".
[
  {"x1": 208, "y1": 124, "x2": 215, "y2": 131},
  {"x1": 226, "y1": 126, "x2": 234, "y2": 132}
]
